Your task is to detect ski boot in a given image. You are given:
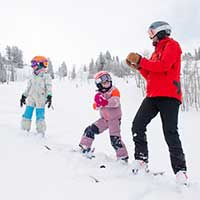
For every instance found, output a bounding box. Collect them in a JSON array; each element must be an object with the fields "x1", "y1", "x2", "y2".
[
  {"x1": 132, "y1": 159, "x2": 148, "y2": 175},
  {"x1": 21, "y1": 118, "x2": 31, "y2": 132},
  {"x1": 79, "y1": 144, "x2": 95, "y2": 159},
  {"x1": 117, "y1": 156, "x2": 129, "y2": 164},
  {"x1": 176, "y1": 170, "x2": 188, "y2": 186}
]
